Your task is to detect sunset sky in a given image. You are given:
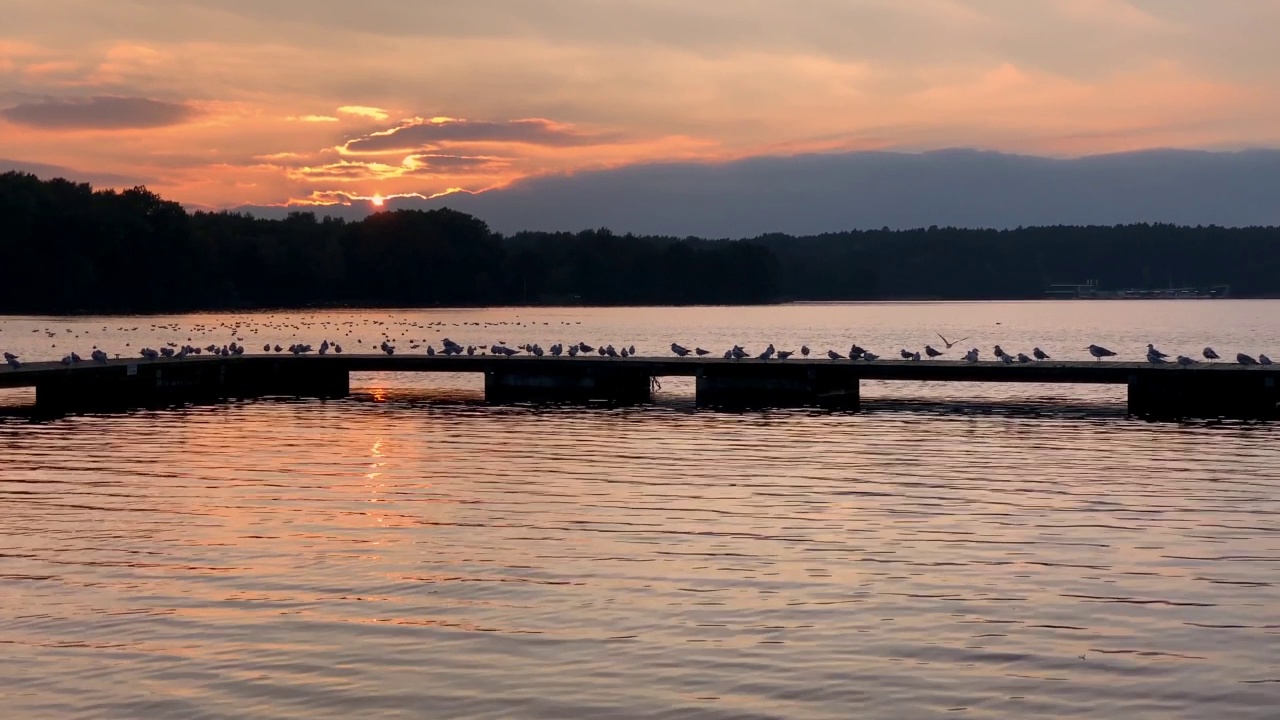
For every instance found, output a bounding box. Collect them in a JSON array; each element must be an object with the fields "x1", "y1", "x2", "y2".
[{"x1": 2, "y1": 0, "x2": 1277, "y2": 211}]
